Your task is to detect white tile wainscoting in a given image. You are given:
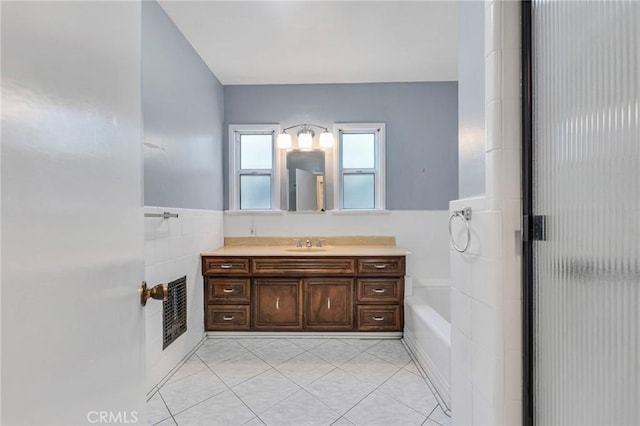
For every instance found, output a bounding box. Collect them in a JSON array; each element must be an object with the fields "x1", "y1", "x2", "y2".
[
  {"x1": 144, "y1": 206, "x2": 224, "y2": 393},
  {"x1": 224, "y1": 210, "x2": 451, "y2": 289},
  {"x1": 449, "y1": 1, "x2": 522, "y2": 425}
]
